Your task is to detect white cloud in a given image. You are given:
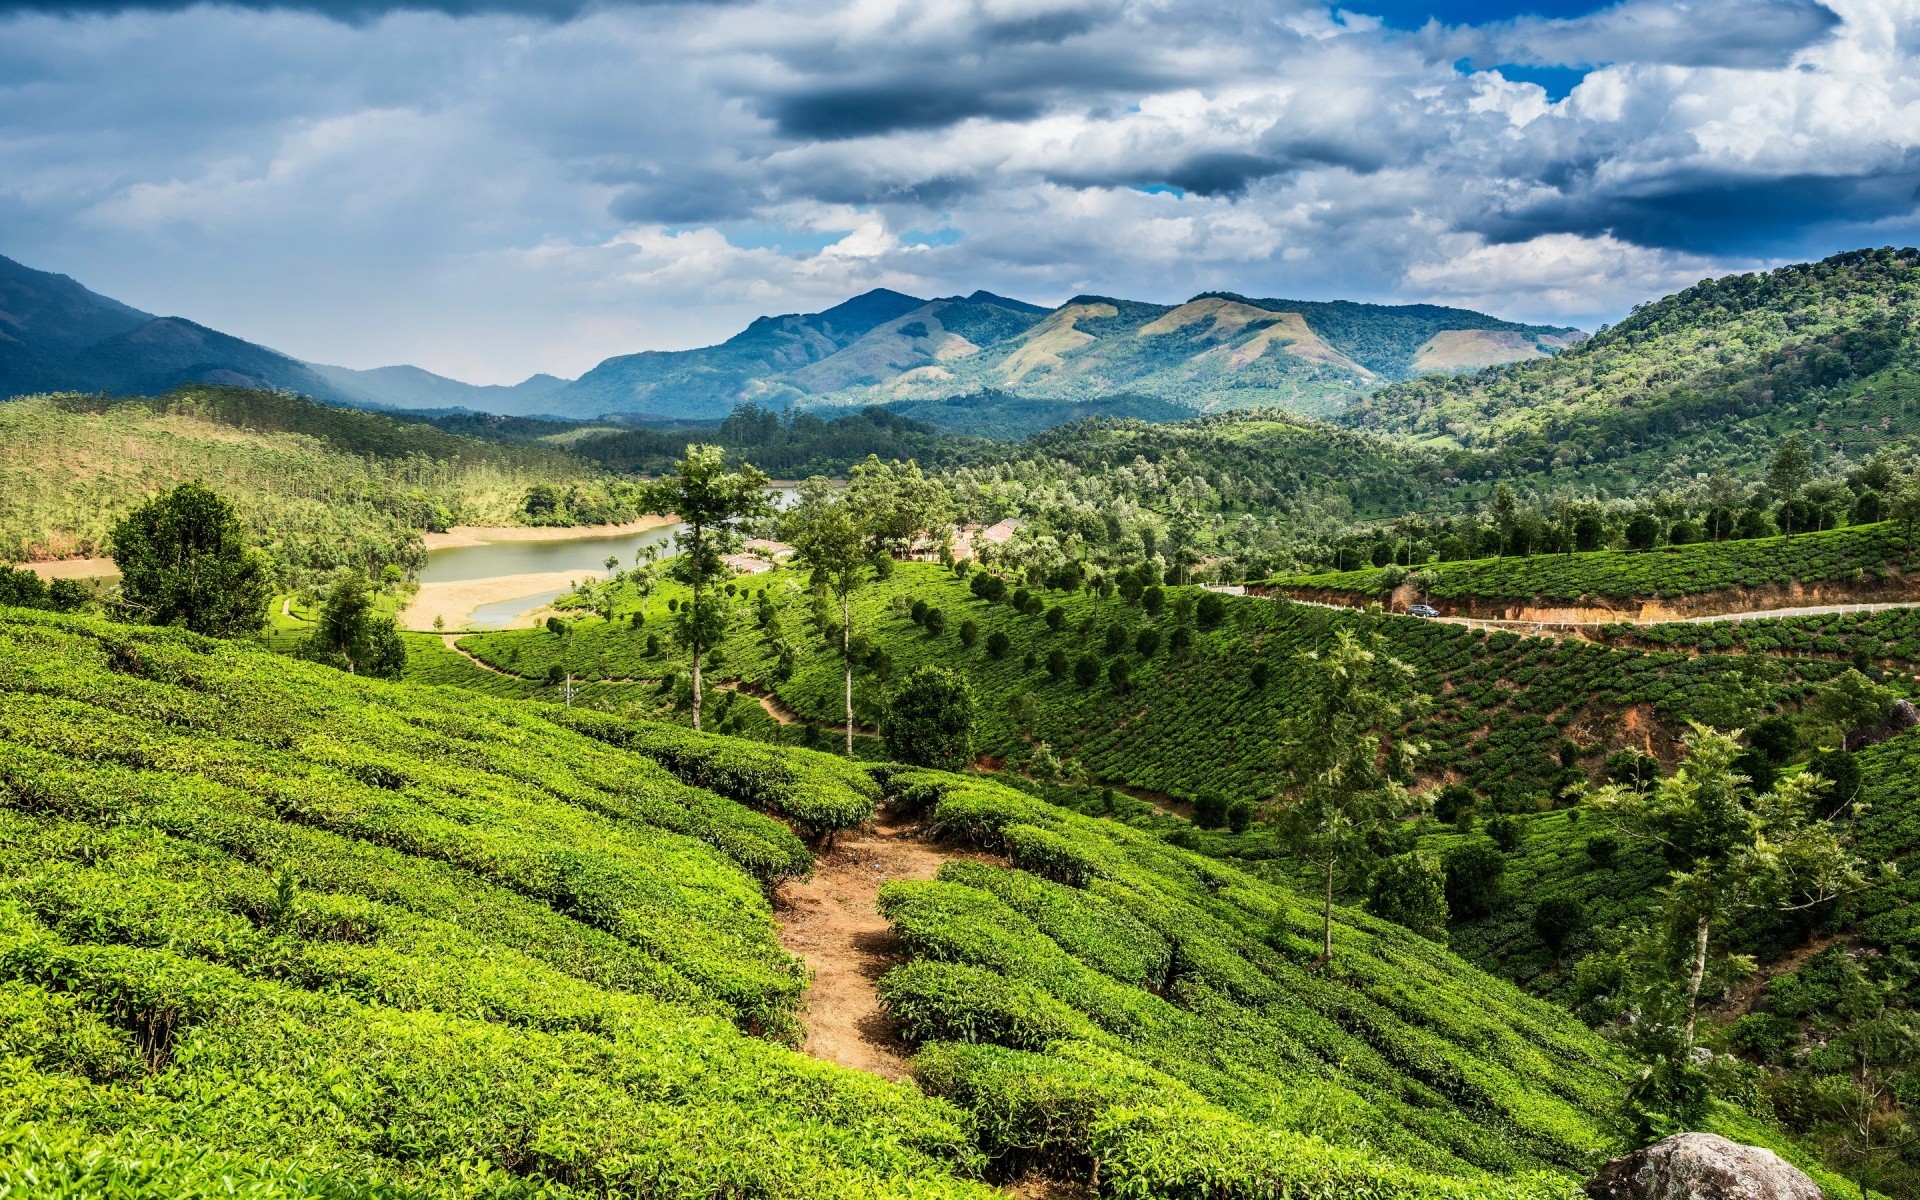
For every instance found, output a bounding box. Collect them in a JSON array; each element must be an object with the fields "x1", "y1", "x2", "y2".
[{"x1": 0, "y1": 0, "x2": 1915, "y2": 382}]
